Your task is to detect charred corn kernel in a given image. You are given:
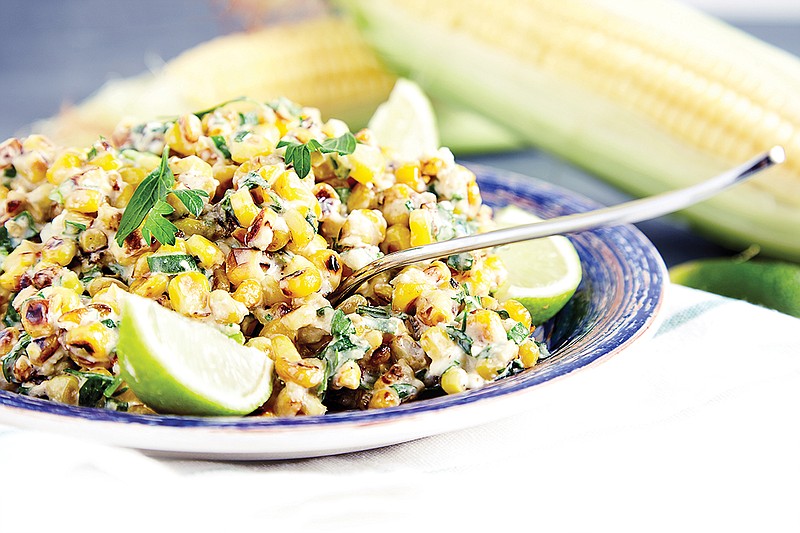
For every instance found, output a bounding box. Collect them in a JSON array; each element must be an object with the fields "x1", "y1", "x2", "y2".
[
  {"x1": 45, "y1": 374, "x2": 80, "y2": 405},
  {"x1": 245, "y1": 336, "x2": 272, "y2": 353},
  {"x1": 420, "y1": 325, "x2": 455, "y2": 361},
  {"x1": 409, "y1": 209, "x2": 433, "y2": 246},
  {"x1": 269, "y1": 334, "x2": 301, "y2": 362},
  {"x1": 284, "y1": 209, "x2": 315, "y2": 250},
  {"x1": 232, "y1": 278, "x2": 263, "y2": 309},
  {"x1": 381, "y1": 184, "x2": 415, "y2": 226},
  {"x1": 87, "y1": 277, "x2": 126, "y2": 298},
  {"x1": 119, "y1": 167, "x2": 149, "y2": 186},
  {"x1": 476, "y1": 357, "x2": 506, "y2": 381},
  {"x1": 502, "y1": 299, "x2": 533, "y2": 330},
  {"x1": 309, "y1": 249, "x2": 342, "y2": 291},
  {"x1": 369, "y1": 387, "x2": 401, "y2": 409},
  {"x1": 0, "y1": 246, "x2": 38, "y2": 290},
  {"x1": 58, "y1": 270, "x2": 83, "y2": 294},
  {"x1": 416, "y1": 289, "x2": 456, "y2": 326},
  {"x1": 332, "y1": 360, "x2": 361, "y2": 390},
  {"x1": 65, "y1": 188, "x2": 102, "y2": 213},
  {"x1": 423, "y1": 261, "x2": 451, "y2": 286},
  {"x1": 46, "y1": 151, "x2": 82, "y2": 185},
  {"x1": 291, "y1": 233, "x2": 328, "y2": 259},
  {"x1": 440, "y1": 366, "x2": 468, "y2": 395},
  {"x1": 56, "y1": 308, "x2": 87, "y2": 328},
  {"x1": 0, "y1": 185, "x2": 8, "y2": 201},
  {"x1": 347, "y1": 143, "x2": 384, "y2": 185},
  {"x1": 209, "y1": 289, "x2": 248, "y2": 324},
  {"x1": 467, "y1": 309, "x2": 507, "y2": 345},
  {"x1": 339, "y1": 209, "x2": 387, "y2": 247},
  {"x1": 346, "y1": 183, "x2": 377, "y2": 210},
  {"x1": 90, "y1": 284, "x2": 126, "y2": 314},
  {"x1": 48, "y1": 287, "x2": 82, "y2": 316},
  {"x1": 20, "y1": 299, "x2": 54, "y2": 338},
  {"x1": 261, "y1": 275, "x2": 290, "y2": 306},
  {"x1": 229, "y1": 188, "x2": 260, "y2": 227},
  {"x1": 280, "y1": 256, "x2": 322, "y2": 298},
  {"x1": 170, "y1": 156, "x2": 217, "y2": 197},
  {"x1": 164, "y1": 114, "x2": 203, "y2": 155},
  {"x1": 275, "y1": 356, "x2": 324, "y2": 388},
  {"x1": 78, "y1": 229, "x2": 108, "y2": 253},
  {"x1": 41, "y1": 237, "x2": 78, "y2": 266},
  {"x1": 186, "y1": 234, "x2": 224, "y2": 268},
  {"x1": 225, "y1": 248, "x2": 264, "y2": 287},
  {"x1": 392, "y1": 282, "x2": 425, "y2": 313},
  {"x1": 395, "y1": 163, "x2": 426, "y2": 192},
  {"x1": 168, "y1": 271, "x2": 211, "y2": 317},
  {"x1": 233, "y1": 160, "x2": 283, "y2": 187},
  {"x1": 130, "y1": 273, "x2": 170, "y2": 299},
  {"x1": 65, "y1": 322, "x2": 114, "y2": 365},
  {"x1": 174, "y1": 217, "x2": 217, "y2": 239},
  {"x1": 89, "y1": 152, "x2": 120, "y2": 171},
  {"x1": 519, "y1": 339, "x2": 540, "y2": 368}
]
